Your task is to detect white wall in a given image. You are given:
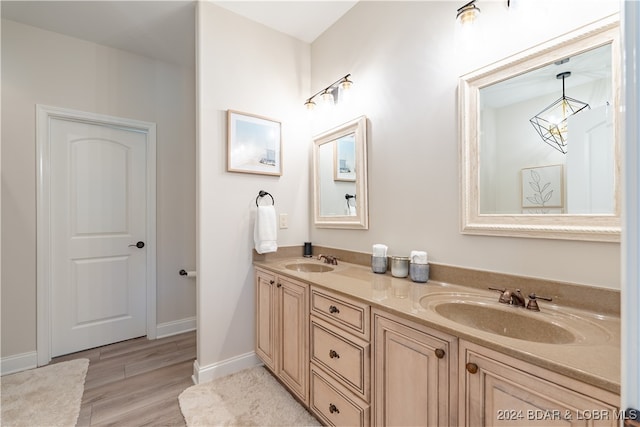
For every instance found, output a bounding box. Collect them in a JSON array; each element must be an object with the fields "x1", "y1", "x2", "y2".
[
  {"x1": 1, "y1": 20, "x2": 196, "y2": 359},
  {"x1": 195, "y1": 2, "x2": 310, "y2": 381},
  {"x1": 622, "y1": 0, "x2": 640, "y2": 413},
  {"x1": 309, "y1": 0, "x2": 621, "y2": 289}
]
